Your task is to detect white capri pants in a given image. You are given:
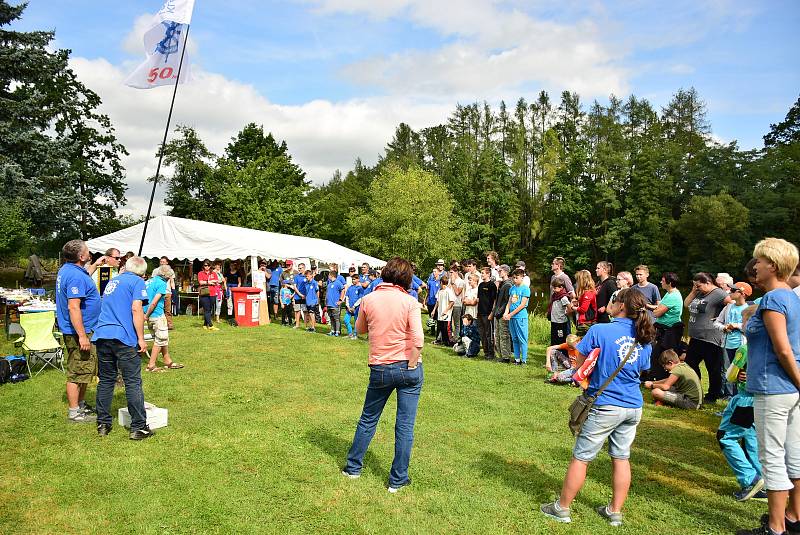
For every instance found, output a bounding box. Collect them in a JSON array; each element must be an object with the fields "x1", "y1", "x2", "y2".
[{"x1": 754, "y1": 392, "x2": 800, "y2": 491}]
